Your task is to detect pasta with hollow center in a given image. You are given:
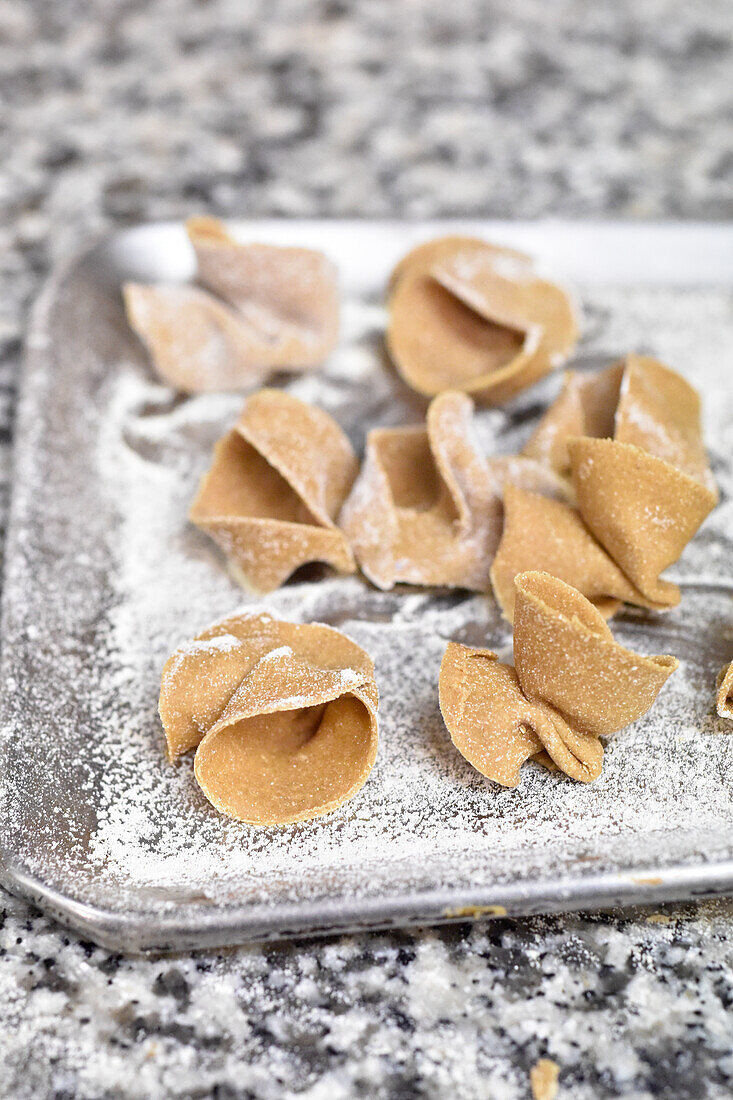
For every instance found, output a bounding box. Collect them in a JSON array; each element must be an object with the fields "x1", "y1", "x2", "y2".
[
  {"x1": 525, "y1": 354, "x2": 718, "y2": 493},
  {"x1": 339, "y1": 390, "x2": 569, "y2": 591},
  {"x1": 492, "y1": 355, "x2": 718, "y2": 619},
  {"x1": 386, "y1": 235, "x2": 578, "y2": 404},
  {"x1": 159, "y1": 612, "x2": 379, "y2": 824},
  {"x1": 439, "y1": 571, "x2": 678, "y2": 787},
  {"x1": 190, "y1": 389, "x2": 358, "y2": 592},
  {"x1": 123, "y1": 216, "x2": 340, "y2": 392}
]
